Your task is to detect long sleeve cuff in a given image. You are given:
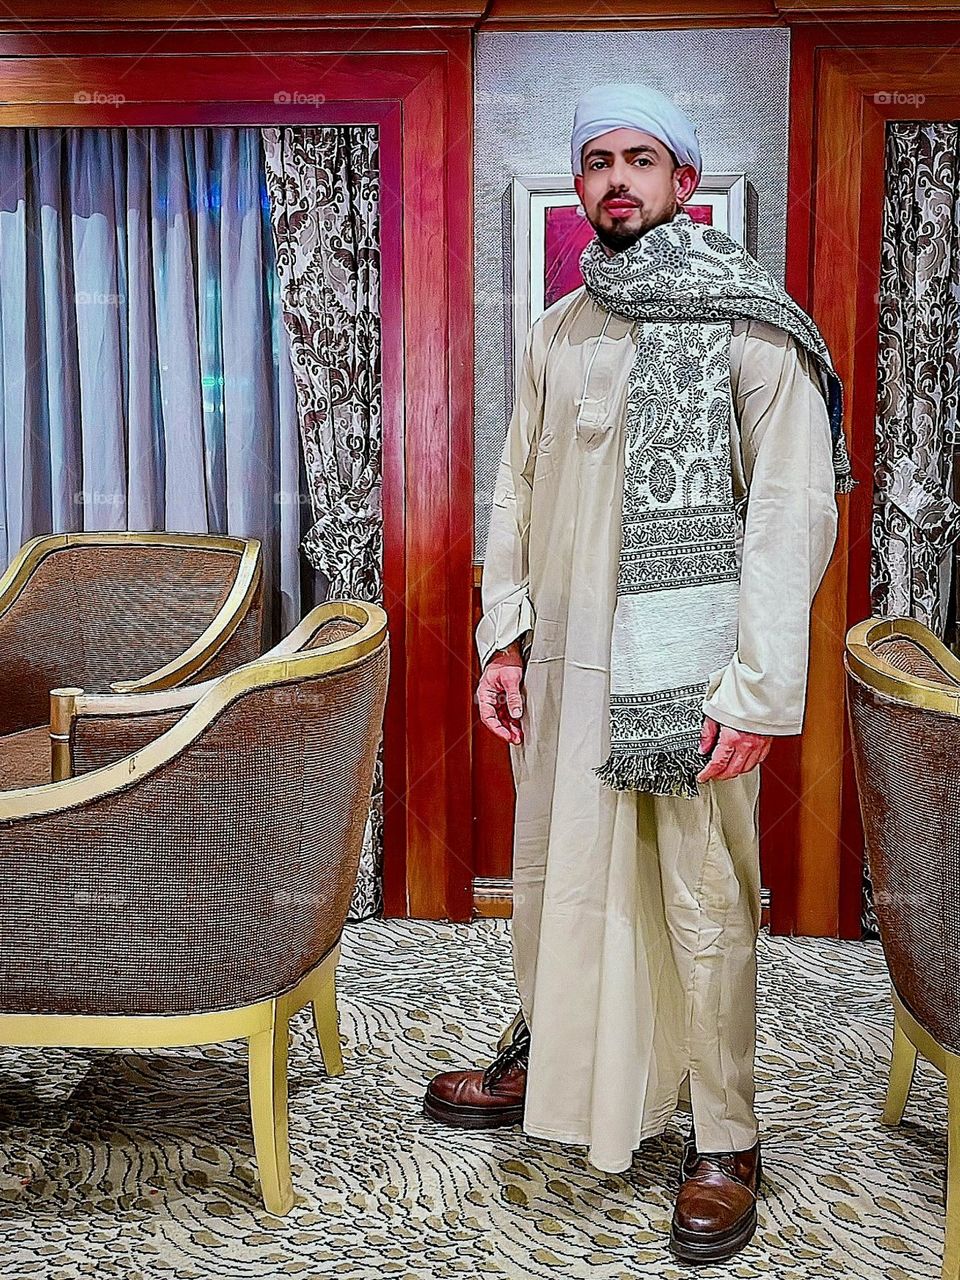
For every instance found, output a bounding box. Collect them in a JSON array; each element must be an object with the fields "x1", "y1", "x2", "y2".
[
  {"x1": 701, "y1": 661, "x2": 804, "y2": 737},
  {"x1": 476, "y1": 593, "x2": 536, "y2": 671}
]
